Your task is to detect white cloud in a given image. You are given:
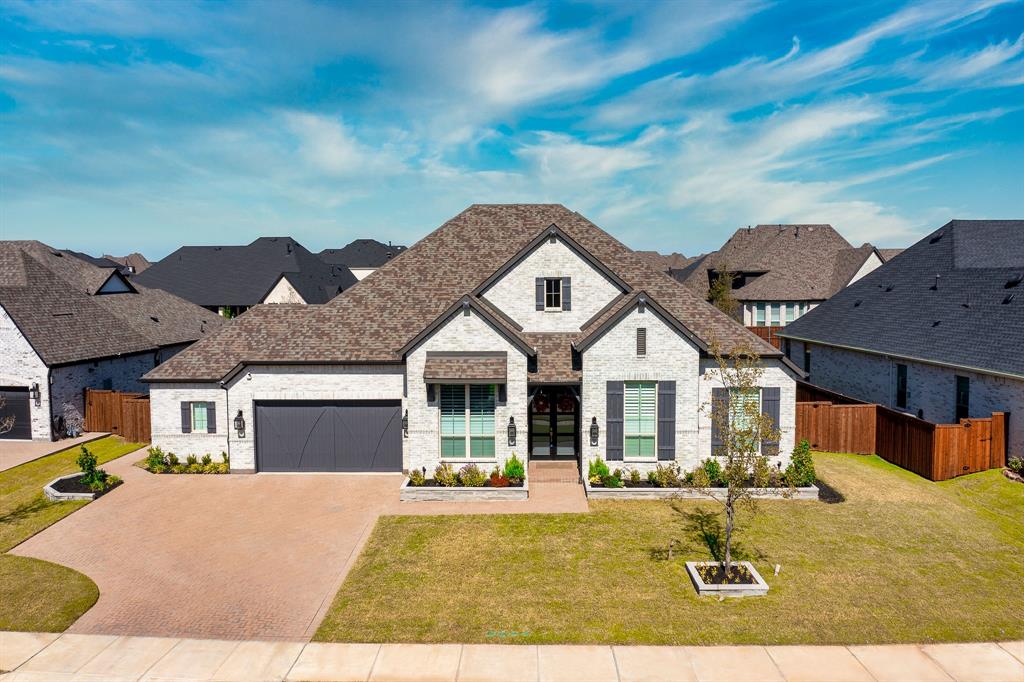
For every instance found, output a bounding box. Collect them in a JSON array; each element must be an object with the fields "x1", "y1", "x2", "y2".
[{"x1": 516, "y1": 132, "x2": 653, "y2": 181}]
